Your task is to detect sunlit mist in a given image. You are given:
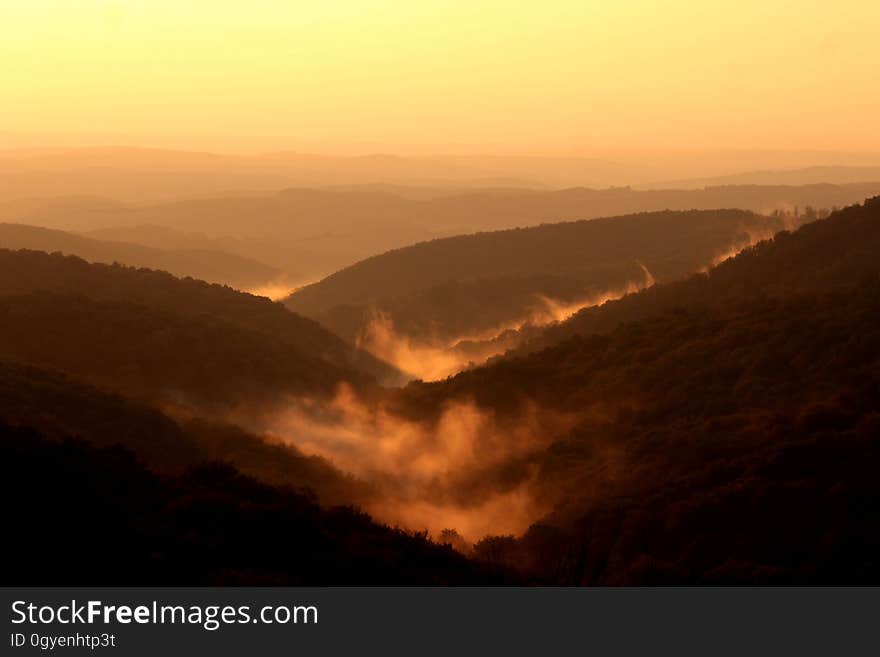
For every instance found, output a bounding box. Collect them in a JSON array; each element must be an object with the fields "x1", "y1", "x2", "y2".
[
  {"x1": 246, "y1": 277, "x2": 308, "y2": 301},
  {"x1": 357, "y1": 263, "x2": 657, "y2": 381},
  {"x1": 250, "y1": 384, "x2": 579, "y2": 541}
]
